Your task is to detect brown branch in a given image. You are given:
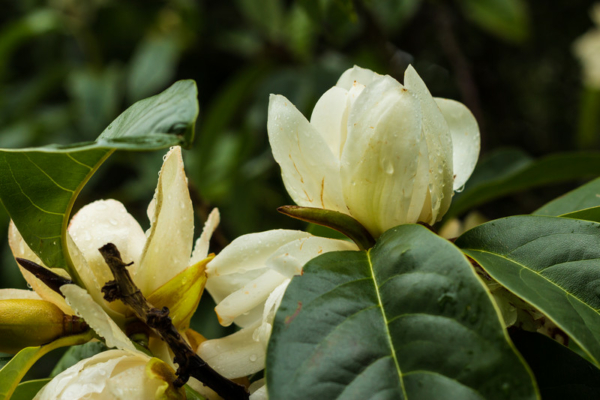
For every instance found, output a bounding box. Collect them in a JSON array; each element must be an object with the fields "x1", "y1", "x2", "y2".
[
  {"x1": 98, "y1": 243, "x2": 248, "y2": 400},
  {"x1": 16, "y1": 258, "x2": 73, "y2": 294}
]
